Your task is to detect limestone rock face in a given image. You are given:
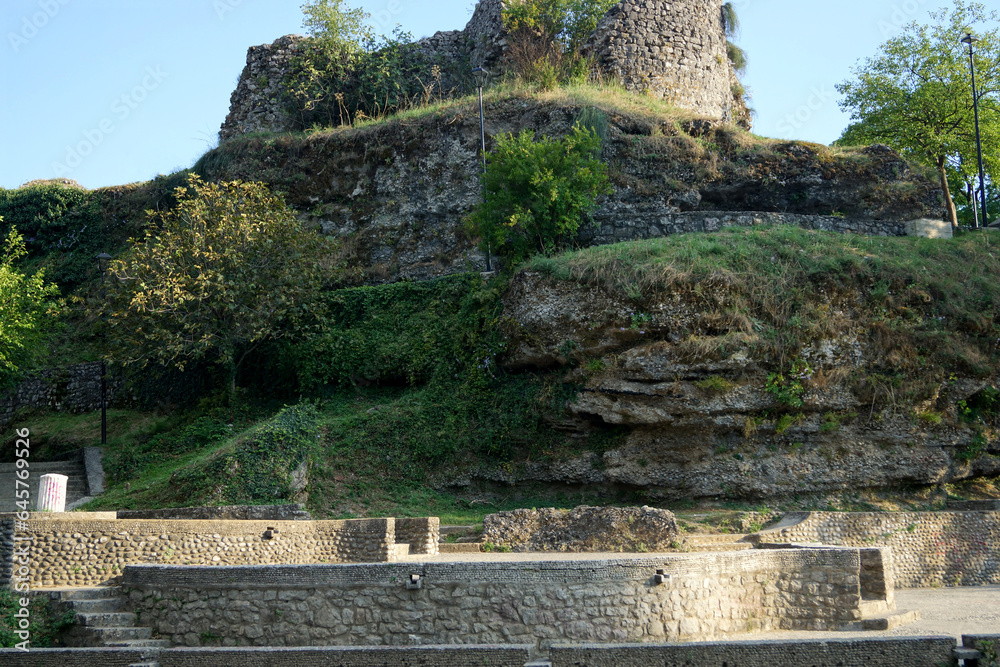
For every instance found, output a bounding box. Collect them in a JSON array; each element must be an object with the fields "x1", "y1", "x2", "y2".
[
  {"x1": 465, "y1": 271, "x2": 1000, "y2": 501},
  {"x1": 482, "y1": 505, "x2": 679, "y2": 552}
]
